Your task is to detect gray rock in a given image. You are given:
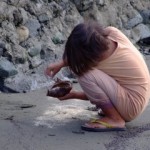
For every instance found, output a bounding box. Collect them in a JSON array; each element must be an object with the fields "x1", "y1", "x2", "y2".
[
  {"x1": 19, "y1": 8, "x2": 29, "y2": 25},
  {"x1": 73, "y1": 0, "x2": 94, "y2": 11},
  {"x1": 28, "y1": 44, "x2": 42, "y2": 57},
  {"x1": 1, "y1": 21, "x2": 19, "y2": 44},
  {"x1": 0, "y1": 57, "x2": 18, "y2": 78},
  {"x1": 38, "y1": 13, "x2": 49, "y2": 23},
  {"x1": 131, "y1": 24, "x2": 150, "y2": 43},
  {"x1": 7, "y1": 0, "x2": 19, "y2": 6},
  {"x1": 64, "y1": 2, "x2": 83, "y2": 28},
  {"x1": 13, "y1": 9, "x2": 23, "y2": 26},
  {"x1": 30, "y1": 0, "x2": 40, "y2": 3},
  {"x1": 52, "y1": 32, "x2": 65, "y2": 44},
  {"x1": 0, "y1": 42, "x2": 6, "y2": 49},
  {"x1": 29, "y1": 55, "x2": 43, "y2": 69},
  {"x1": 49, "y1": 2, "x2": 63, "y2": 18},
  {"x1": 24, "y1": 3, "x2": 36, "y2": 15},
  {"x1": 96, "y1": 0, "x2": 105, "y2": 6},
  {"x1": 5, "y1": 74, "x2": 33, "y2": 92},
  {"x1": 140, "y1": 10, "x2": 150, "y2": 24},
  {"x1": 40, "y1": 46, "x2": 56, "y2": 61},
  {"x1": 2, "y1": 44, "x2": 13, "y2": 62},
  {"x1": 11, "y1": 44, "x2": 27, "y2": 64},
  {"x1": 16, "y1": 78, "x2": 32, "y2": 92},
  {"x1": 0, "y1": 42, "x2": 6, "y2": 56},
  {"x1": 0, "y1": 2, "x2": 7, "y2": 23},
  {"x1": 25, "y1": 19, "x2": 41, "y2": 37},
  {"x1": 0, "y1": 48, "x2": 3, "y2": 56},
  {"x1": 124, "y1": 14, "x2": 143, "y2": 29}
]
